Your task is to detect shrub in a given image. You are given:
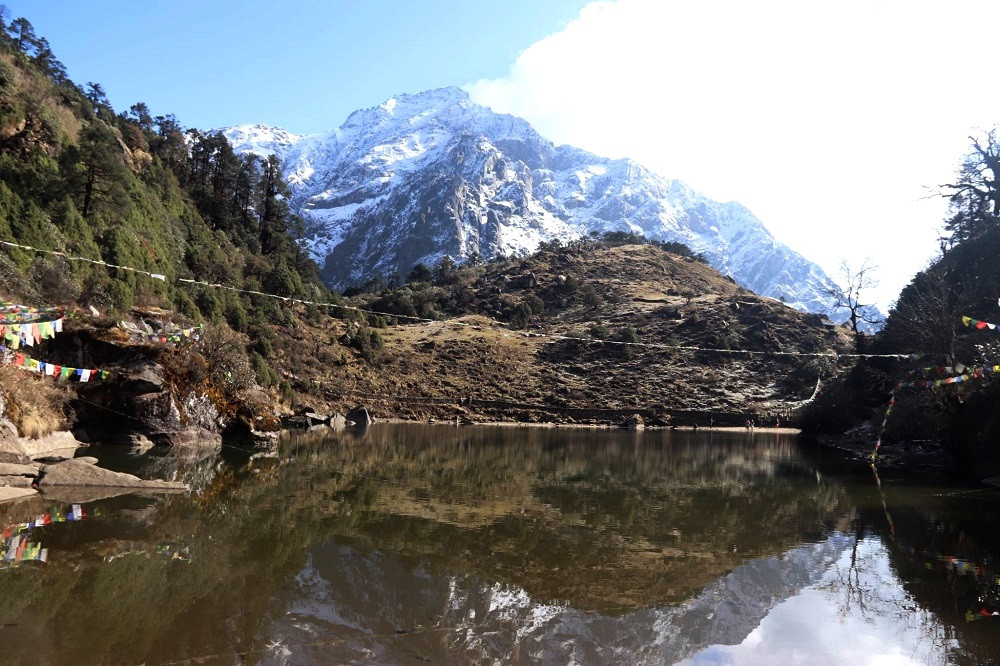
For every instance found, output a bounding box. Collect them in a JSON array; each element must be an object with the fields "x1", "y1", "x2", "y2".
[
  {"x1": 199, "y1": 325, "x2": 255, "y2": 396},
  {"x1": 251, "y1": 351, "x2": 278, "y2": 387},
  {"x1": 524, "y1": 293, "x2": 545, "y2": 317},
  {"x1": 619, "y1": 325, "x2": 639, "y2": 359},
  {"x1": 589, "y1": 324, "x2": 612, "y2": 340},
  {"x1": 580, "y1": 284, "x2": 602, "y2": 308},
  {"x1": 347, "y1": 325, "x2": 385, "y2": 363}
]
